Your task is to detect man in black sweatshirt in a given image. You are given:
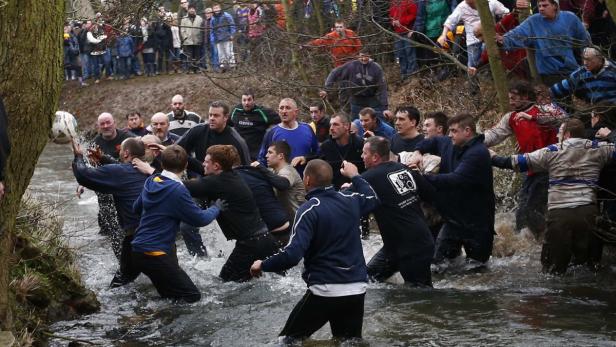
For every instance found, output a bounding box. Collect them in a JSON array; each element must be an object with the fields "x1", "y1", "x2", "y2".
[
  {"x1": 185, "y1": 144, "x2": 279, "y2": 282},
  {"x1": 356, "y1": 136, "x2": 435, "y2": 286}
]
